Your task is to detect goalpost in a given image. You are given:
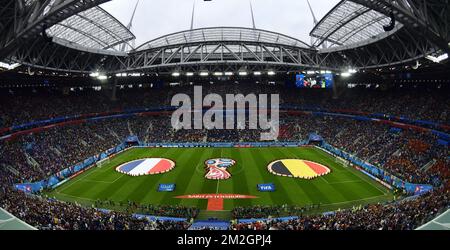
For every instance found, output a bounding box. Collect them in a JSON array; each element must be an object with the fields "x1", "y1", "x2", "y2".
[
  {"x1": 96, "y1": 157, "x2": 110, "y2": 168},
  {"x1": 335, "y1": 156, "x2": 350, "y2": 167}
]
